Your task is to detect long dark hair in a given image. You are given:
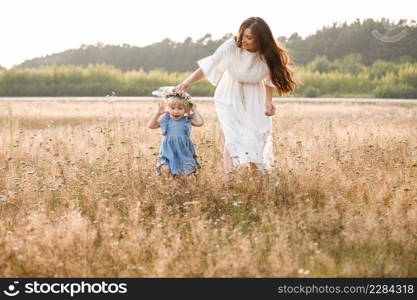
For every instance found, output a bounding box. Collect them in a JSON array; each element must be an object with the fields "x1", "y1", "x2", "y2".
[{"x1": 235, "y1": 17, "x2": 298, "y2": 95}]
